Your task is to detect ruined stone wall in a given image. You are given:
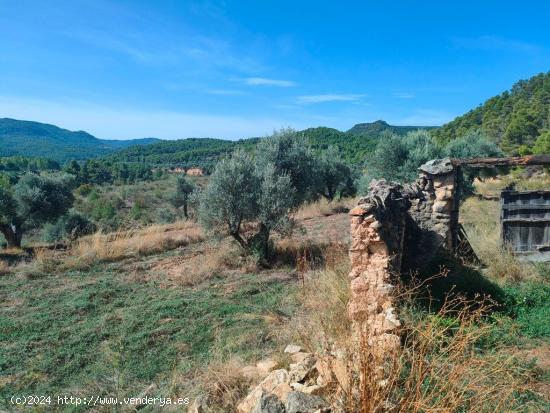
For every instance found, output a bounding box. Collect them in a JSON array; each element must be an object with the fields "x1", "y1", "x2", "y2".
[
  {"x1": 403, "y1": 158, "x2": 459, "y2": 269},
  {"x1": 347, "y1": 158, "x2": 459, "y2": 380},
  {"x1": 348, "y1": 182, "x2": 409, "y2": 366}
]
